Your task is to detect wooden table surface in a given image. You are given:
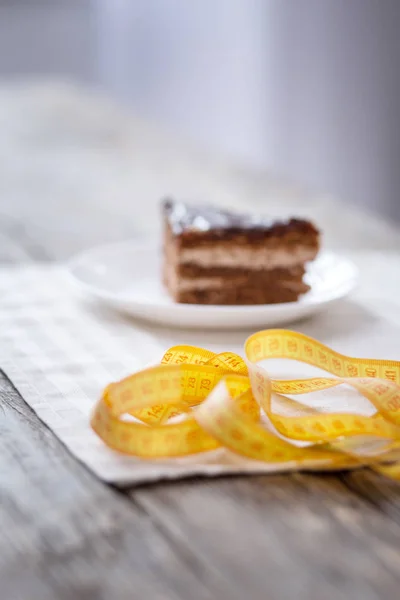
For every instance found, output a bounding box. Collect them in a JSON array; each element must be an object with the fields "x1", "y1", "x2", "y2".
[{"x1": 1, "y1": 82, "x2": 400, "y2": 600}]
